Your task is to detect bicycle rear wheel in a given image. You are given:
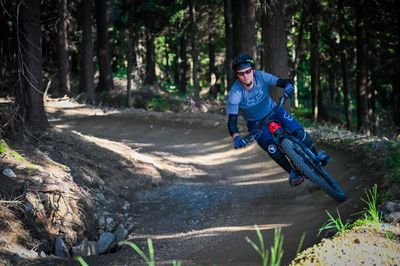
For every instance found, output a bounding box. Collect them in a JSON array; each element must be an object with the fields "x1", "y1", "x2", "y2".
[{"x1": 281, "y1": 138, "x2": 347, "y2": 202}]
